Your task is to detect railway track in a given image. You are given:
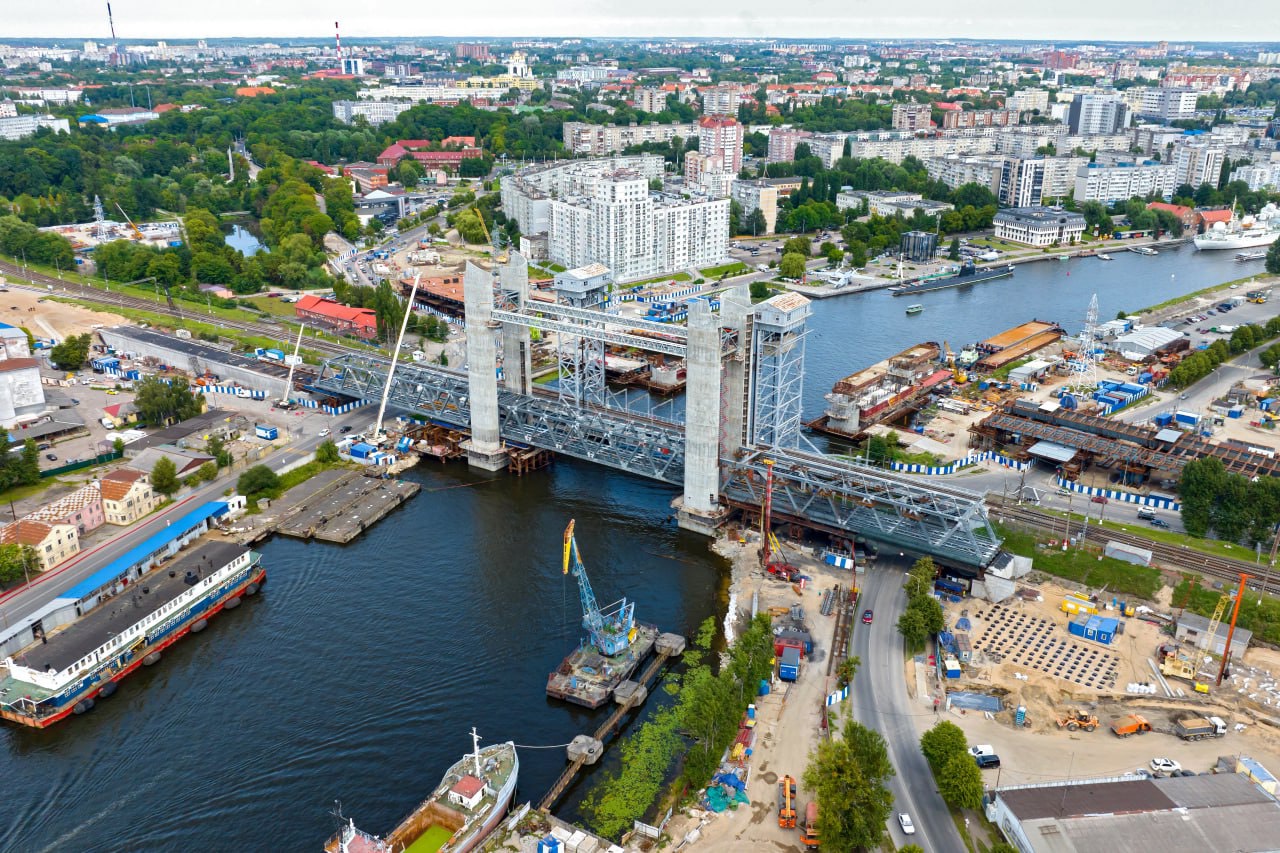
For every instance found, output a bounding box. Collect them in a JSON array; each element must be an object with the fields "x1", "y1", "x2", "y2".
[
  {"x1": 990, "y1": 501, "x2": 1278, "y2": 596},
  {"x1": 0, "y1": 258, "x2": 357, "y2": 358}
]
